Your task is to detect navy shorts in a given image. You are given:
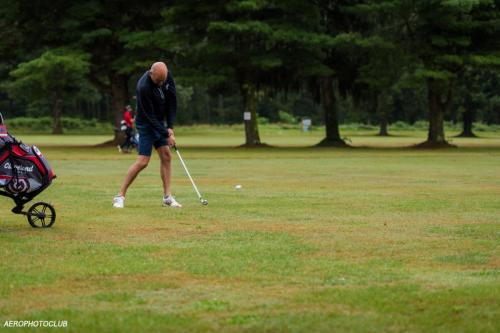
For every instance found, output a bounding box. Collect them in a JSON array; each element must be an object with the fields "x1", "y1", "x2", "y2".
[{"x1": 136, "y1": 123, "x2": 168, "y2": 156}]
